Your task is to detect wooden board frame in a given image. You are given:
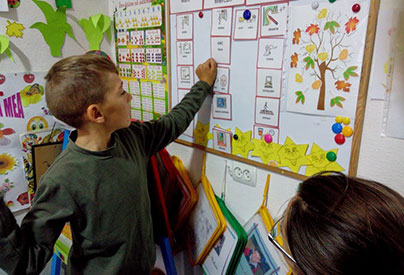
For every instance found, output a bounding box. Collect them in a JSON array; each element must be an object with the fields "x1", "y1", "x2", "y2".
[{"x1": 170, "y1": 0, "x2": 381, "y2": 180}]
